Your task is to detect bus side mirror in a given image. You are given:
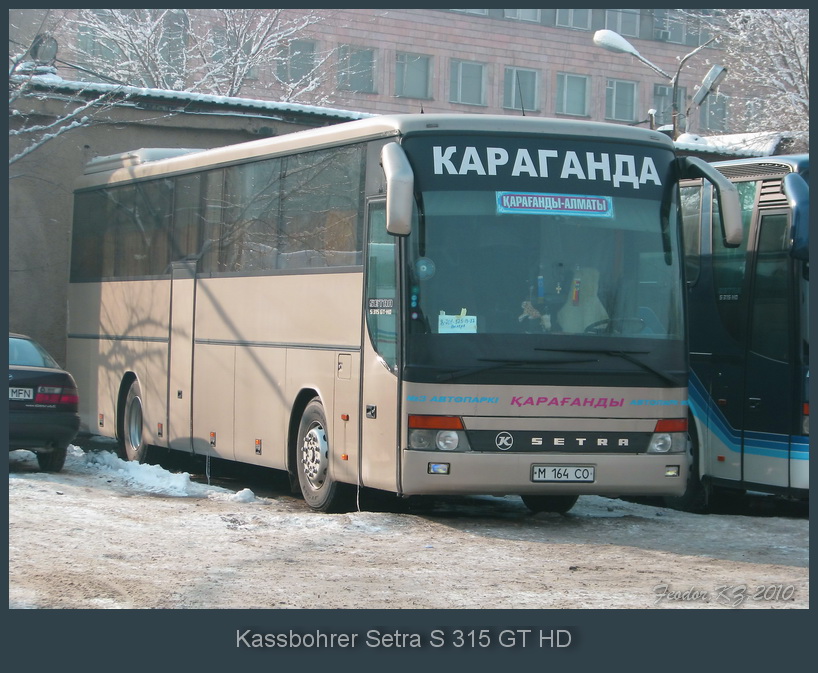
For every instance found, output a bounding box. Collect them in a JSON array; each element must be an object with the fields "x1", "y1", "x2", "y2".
[
  {"x1": 679, "y1": 156, "x2": 743, "y2": 247},
  {"x1": 784, "y1": 172, "x2": 809, "y2": 260},
  {"x1": 381, "y1": 142, "x2": 415, "y2": 236}
]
